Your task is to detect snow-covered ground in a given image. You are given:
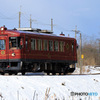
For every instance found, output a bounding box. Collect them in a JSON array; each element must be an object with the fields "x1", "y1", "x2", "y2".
[
  {"x1": 73, "y1": 66, "x2": 100, "y2": 74},
  {"x1": 0, "y1": 66, "x2": 100, "y2": 100}
]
